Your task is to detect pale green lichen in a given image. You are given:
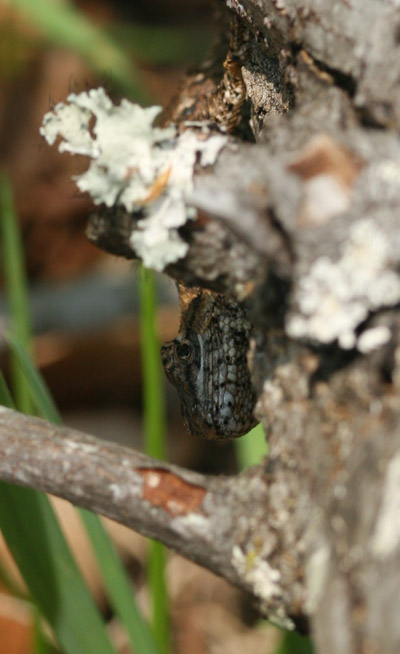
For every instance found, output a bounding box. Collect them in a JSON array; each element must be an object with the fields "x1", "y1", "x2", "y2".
[
  {"x1": 40, "y1": 88, "x2": 228, "y2": 270},
  {"x1": 232, "y1": 544, "x2": 282, "y2": 601},
  {"x1": 287, "y1": 218, "x2": 400, "y2": 349}
]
